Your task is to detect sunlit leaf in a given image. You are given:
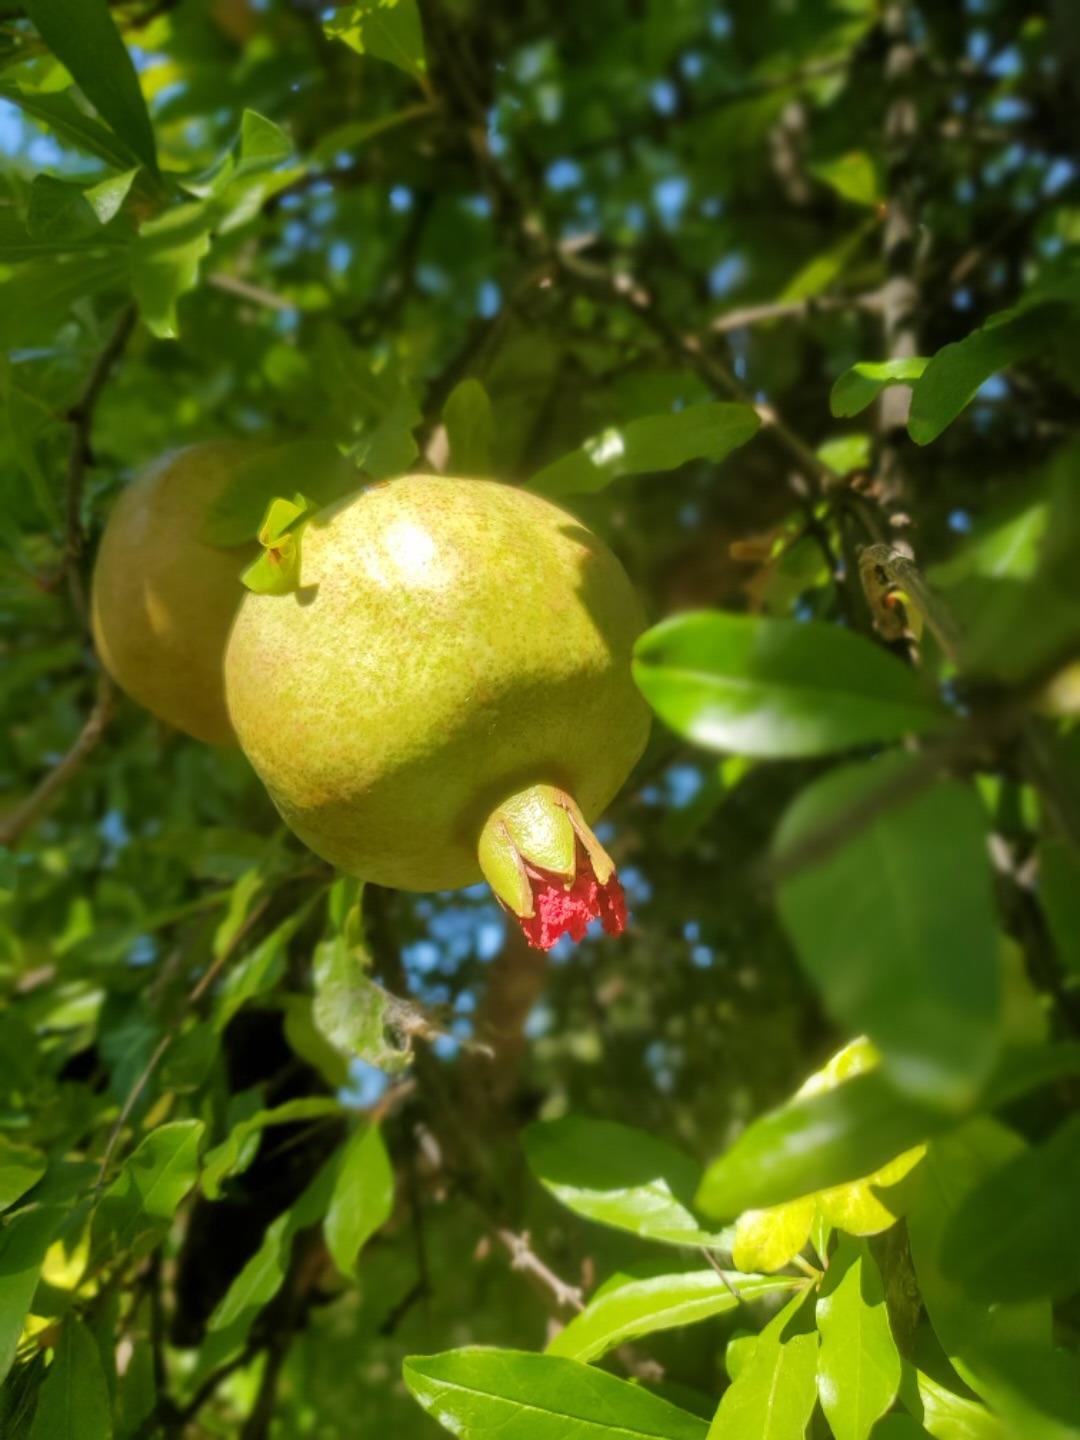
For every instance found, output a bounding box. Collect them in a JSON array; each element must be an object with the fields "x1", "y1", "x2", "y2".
[
  {"x1": 24, "y1": 0, "x2": 158, "y2": 171},
  {"x1": 547, "y1": 1266, "x2": 799, "y2": 1364},
  {"x1": 405, "y1": 1348, "x2": 709, "y2": 1440},
  {"x1": 324, "y1": 1123, "x2": 395, "y2": 1276},
  {"x1": 634, "y1": 612, "x2": 947, "y2": 758},
  {"x1": 816, "y1": 1237, "x2": 900, "y2": 1440},
  {"x1": 530, "y1": 403, "x2": 760, "y2": 497},
  {"x1": 706, "y1": 1289, "x2": 818, "y2": 1439},
  {"x1": 830, "y1": 358, "x2": 929, "y2": 418},
  {"x1": 524, "y1": 1115, "x2": 731, "y2": 1248}
]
